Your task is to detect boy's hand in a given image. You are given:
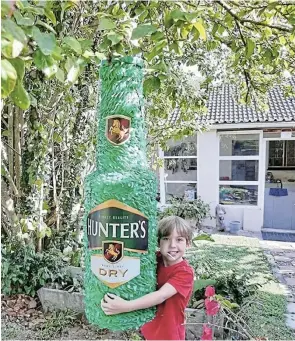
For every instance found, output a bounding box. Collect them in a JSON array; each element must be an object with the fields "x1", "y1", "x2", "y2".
[{"x1": 101, "y1": 293, "x2": 131, "y2": 315}]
